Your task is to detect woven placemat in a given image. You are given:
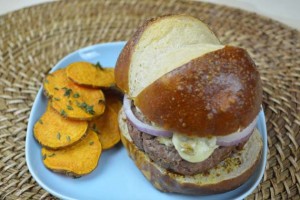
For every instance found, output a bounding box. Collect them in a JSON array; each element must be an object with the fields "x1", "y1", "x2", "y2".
[{"x1": 0, "y1": 0, "x2": 299, "y2": 199}]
